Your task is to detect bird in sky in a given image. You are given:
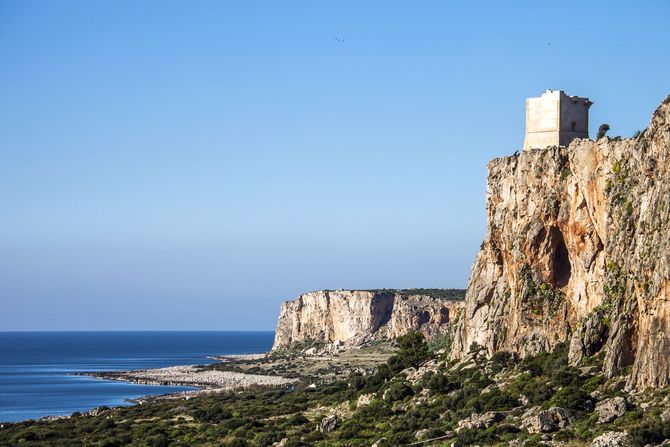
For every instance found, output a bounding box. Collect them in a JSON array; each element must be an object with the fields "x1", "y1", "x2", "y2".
[{"x1": 333, "y1": 37, "x2": 344, "y2": 42}]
